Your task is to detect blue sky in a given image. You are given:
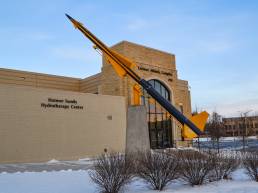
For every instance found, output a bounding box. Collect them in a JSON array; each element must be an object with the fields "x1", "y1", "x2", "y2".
[{"x1": 0, "y1": 0, "x2": 257, "y2": 117}]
